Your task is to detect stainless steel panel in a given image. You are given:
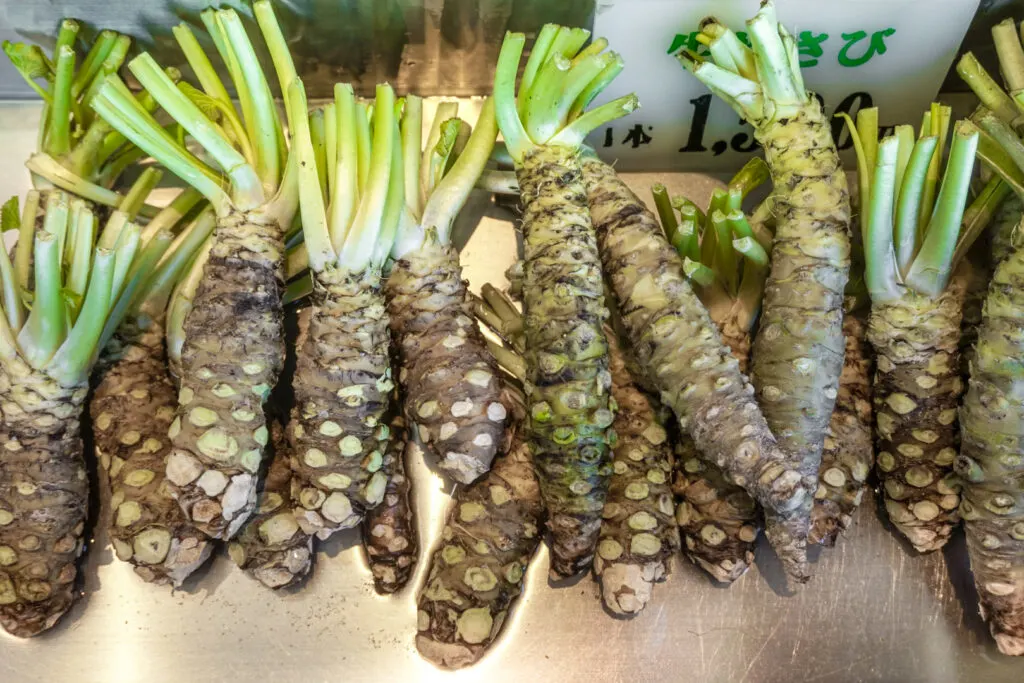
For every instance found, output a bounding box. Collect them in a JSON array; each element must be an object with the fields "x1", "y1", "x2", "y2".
[{"x1": 0, "y1": 102, "x2": 1021, "y2": 683}]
